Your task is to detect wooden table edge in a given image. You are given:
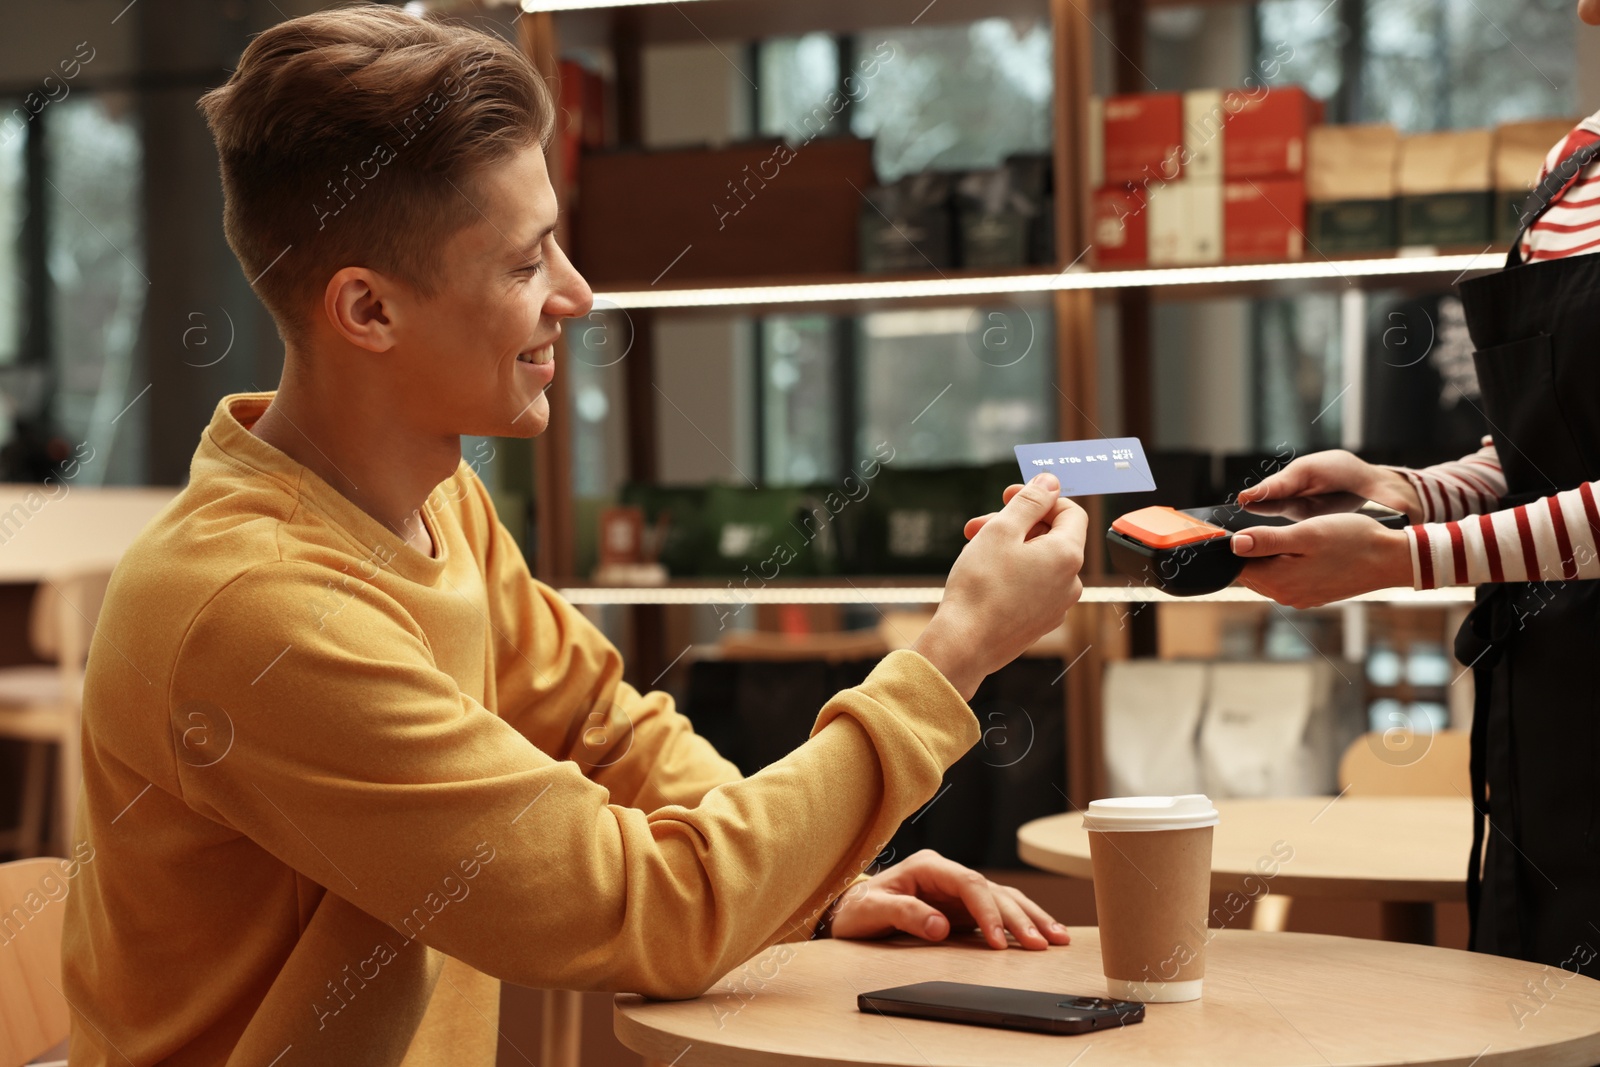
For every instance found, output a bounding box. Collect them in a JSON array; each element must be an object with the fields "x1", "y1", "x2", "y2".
[{"x1": 613, "y1": 929, "x2": 1600, "y2": 1067}]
